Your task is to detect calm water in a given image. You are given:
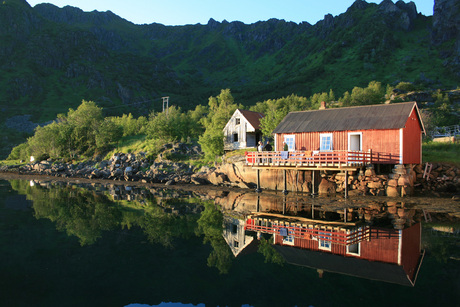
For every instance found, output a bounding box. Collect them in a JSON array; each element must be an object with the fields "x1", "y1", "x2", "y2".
[{"x1": 0, "y1": 177, "x2": 459, "y2": 307}]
